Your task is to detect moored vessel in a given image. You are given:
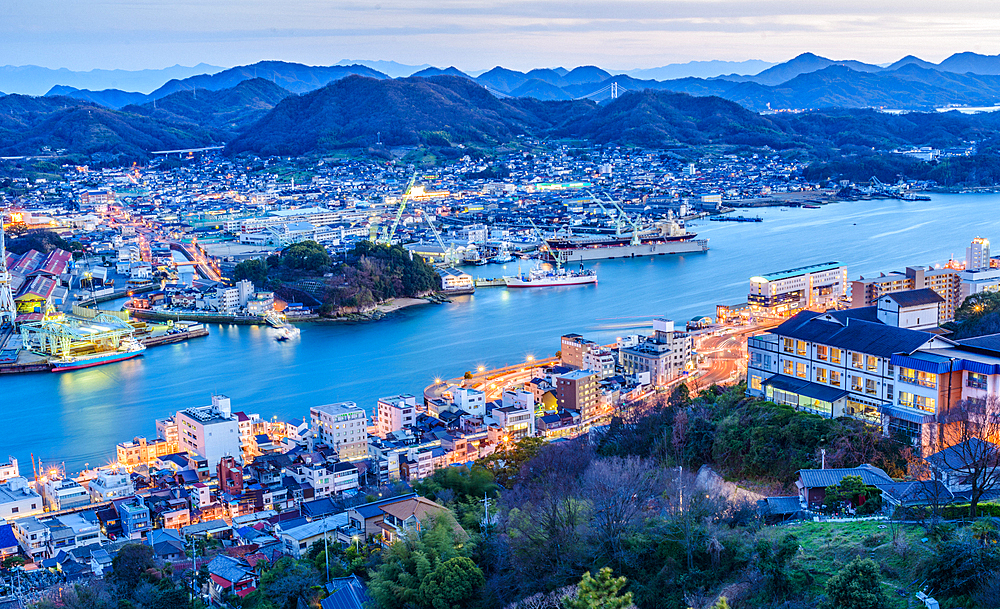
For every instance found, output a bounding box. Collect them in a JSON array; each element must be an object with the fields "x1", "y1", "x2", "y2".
[
  {"x1": 50, "y1": 339, "x2": 146, "y2": 372},
  {"x1": 542, "y1": 218, "x2": 708, "y2": 262}
]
